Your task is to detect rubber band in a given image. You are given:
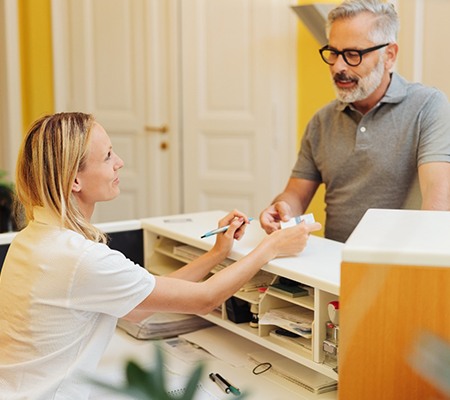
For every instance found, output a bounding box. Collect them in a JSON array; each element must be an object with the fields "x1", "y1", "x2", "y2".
[{"x1": 252, "y1": 362, "x2": 272, "y2": 375}]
